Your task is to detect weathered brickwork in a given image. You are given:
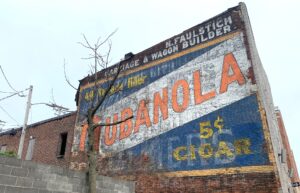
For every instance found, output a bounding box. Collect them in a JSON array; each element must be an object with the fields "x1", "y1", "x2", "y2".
[
  {"x1": 276, "y1": 108, "x2": 300, "y2": 192},
  {"x1": 276, "y1": 109, "x2": 300, "y2": 181},
  {"x1": 0, "y1": 133, "x2": 19, "y2": 154},
  {"x1": 69, "y1": 2, "x2": 295, "y2": 193},
  {"x1": 132, "y1": 173, "x2": 278, "y2": 193},
  {"x1": 0, "y1": 113, "x2": 76, "y2": 168},
  {"x1": 0, "y1": 3, "x2": 298, "y2": 193},
  {"x1": 239, "y1": 3, "x2": 294, "y2": 192}
]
